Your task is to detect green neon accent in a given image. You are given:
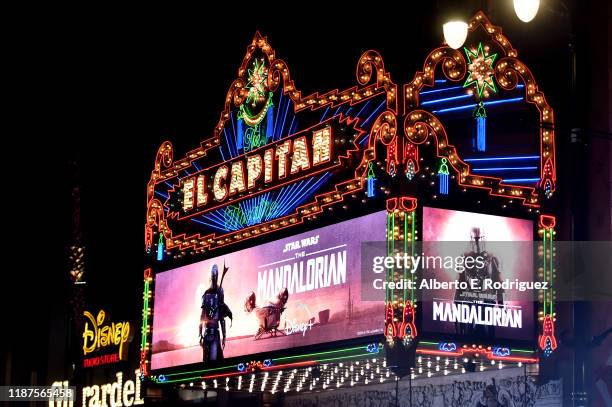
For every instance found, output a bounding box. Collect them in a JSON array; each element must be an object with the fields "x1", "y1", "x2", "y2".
[
  {"x1": 159, "y1": 344, "x2": 373, "y2": 380},
  {"x1": 438, "y1": 158, "x2": 449, "y2": 175},
  {"x1": 316, "y1": 352, "x2": 376, "y2": 364},
  {"x1": 463, "y1": 42, "x2": 498, "y2": 98},
  {"x1": 367, "y1": 162, "x2": 376, "y2": 179},
  {"x1": 473, "y1": 101, "x2": 487, "y2": 118},
  {"x1": 274, "y1": 345, "x2": 368, "y2": 362},
  {"x1": 419, "y1": 341, "x2": 439, "y2": 345},
  {"x1": 511, "y1": 349, "x2": 537, "y2": 353},
  {"x1": 161, "y1": 364, "x2": 238, "y2": 379},
  {"x1": 549, "y1": 229, "x2": 554, "y2": 316},
  {"x1": 157, "y1": 375, "x2": 210, "y2": 384},
  {"x1": 411, "y1": 210, "x2": 416, "y2": 303},
  {"x1": 157, "y1": 352, "x2": 379, "y2": 384},
  {"x1": 141, "y1": 279, "x2": 149, "y2": 350},
  {"x1": 386, "y1": 213, "x2": 390, "y2": 302}
]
